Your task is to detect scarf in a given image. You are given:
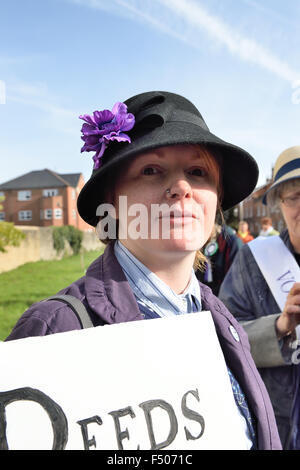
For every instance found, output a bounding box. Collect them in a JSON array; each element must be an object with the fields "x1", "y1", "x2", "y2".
[{"x1": 114, "y1": 241, "x2": 201, "y2": 318}]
